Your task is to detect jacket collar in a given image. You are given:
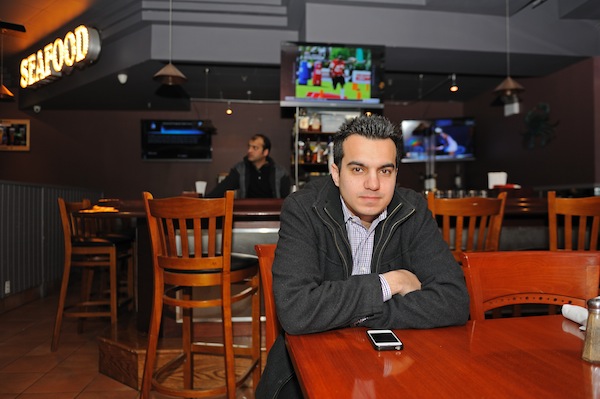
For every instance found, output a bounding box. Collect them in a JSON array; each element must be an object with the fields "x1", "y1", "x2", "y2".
[{"x1": 243, "y1": 155, "x2": 273, "y2": 170}]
